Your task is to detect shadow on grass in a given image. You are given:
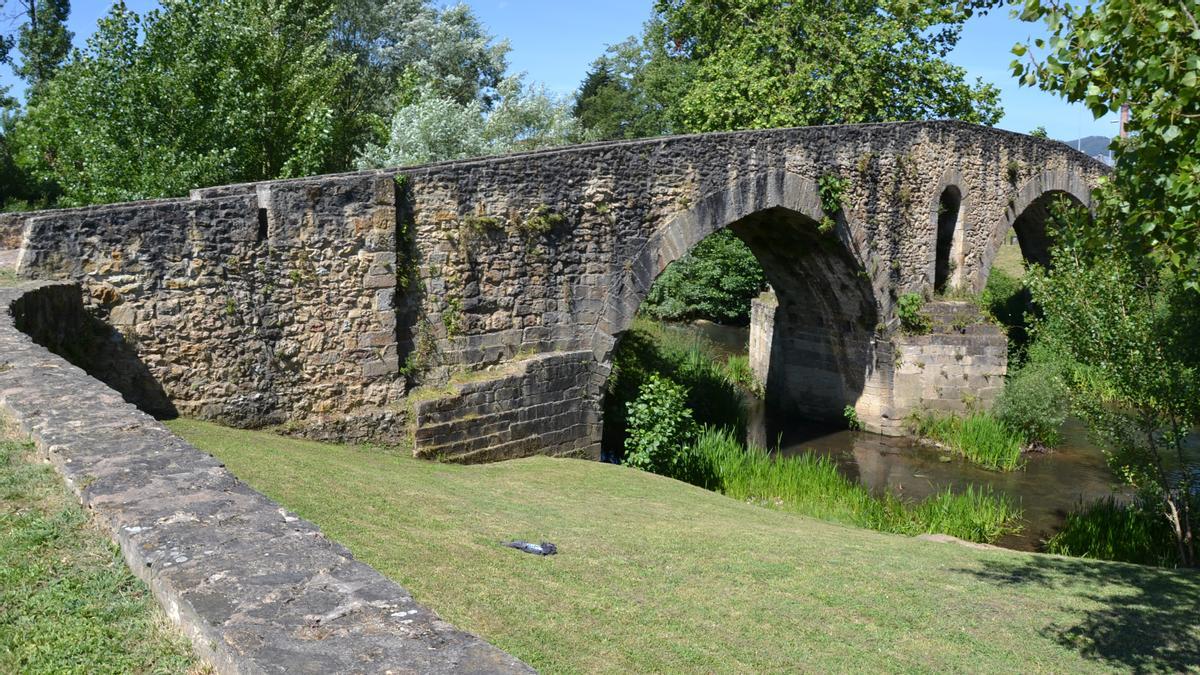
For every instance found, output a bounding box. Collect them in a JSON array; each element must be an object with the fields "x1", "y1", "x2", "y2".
[{"x1": 957, "y1": 555, "x2": 1200, "y2": 672}]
